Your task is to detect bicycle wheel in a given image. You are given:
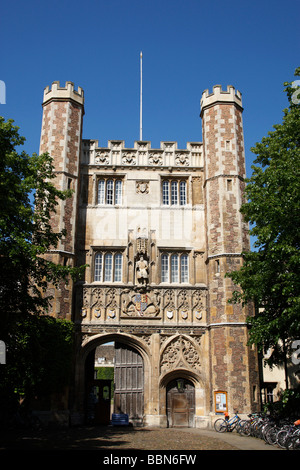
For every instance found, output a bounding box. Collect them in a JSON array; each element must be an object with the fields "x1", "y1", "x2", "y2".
[
  {"x1": 277, "y1": 429, "x2": 289, "y2": 449},
  {"x1": 237, "y1": 420, "x2": 247, "y2": 435},
  {"x1": 262, "y1": 424, "x2": 272, "y2": 443},
  {"x1": 292, "y1": 436, "x2": 300, "y2": 450},
  {"x1": 265, "y1": 427, "x2": 278, "y2": 446},
  {"x1": 285, "y1": 436, "x2": 295, "y2": 450},
  {"x1": 214, "y1": 419, "x2": 228, "y2": 433},
  {"x1": 240, "y1": 420, "x2": 251, "y2": 436}
]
